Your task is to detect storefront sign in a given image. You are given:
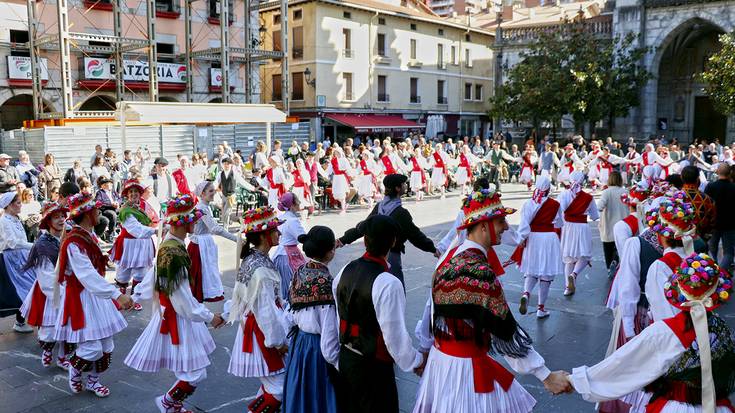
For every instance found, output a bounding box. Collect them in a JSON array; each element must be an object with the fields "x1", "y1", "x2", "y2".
[
  {"x1": 7, "y1": 56, "x2": 49, "y2": 80},
  {"x1": 83, "y1": 58, "x2": 186, "y2": 83}
]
